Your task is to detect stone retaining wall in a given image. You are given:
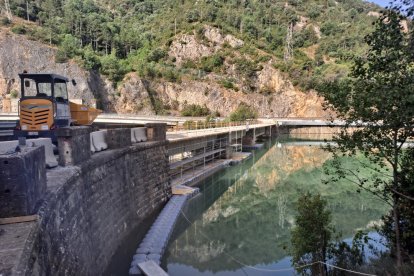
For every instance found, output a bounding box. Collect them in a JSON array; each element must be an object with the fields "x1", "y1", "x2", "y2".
[
  {"x1": 0, "y1": 125, "x2": 171, "y2": 276},
  {"x1": 15, "y1": 141, "x2": 171, "y2": 276}
]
